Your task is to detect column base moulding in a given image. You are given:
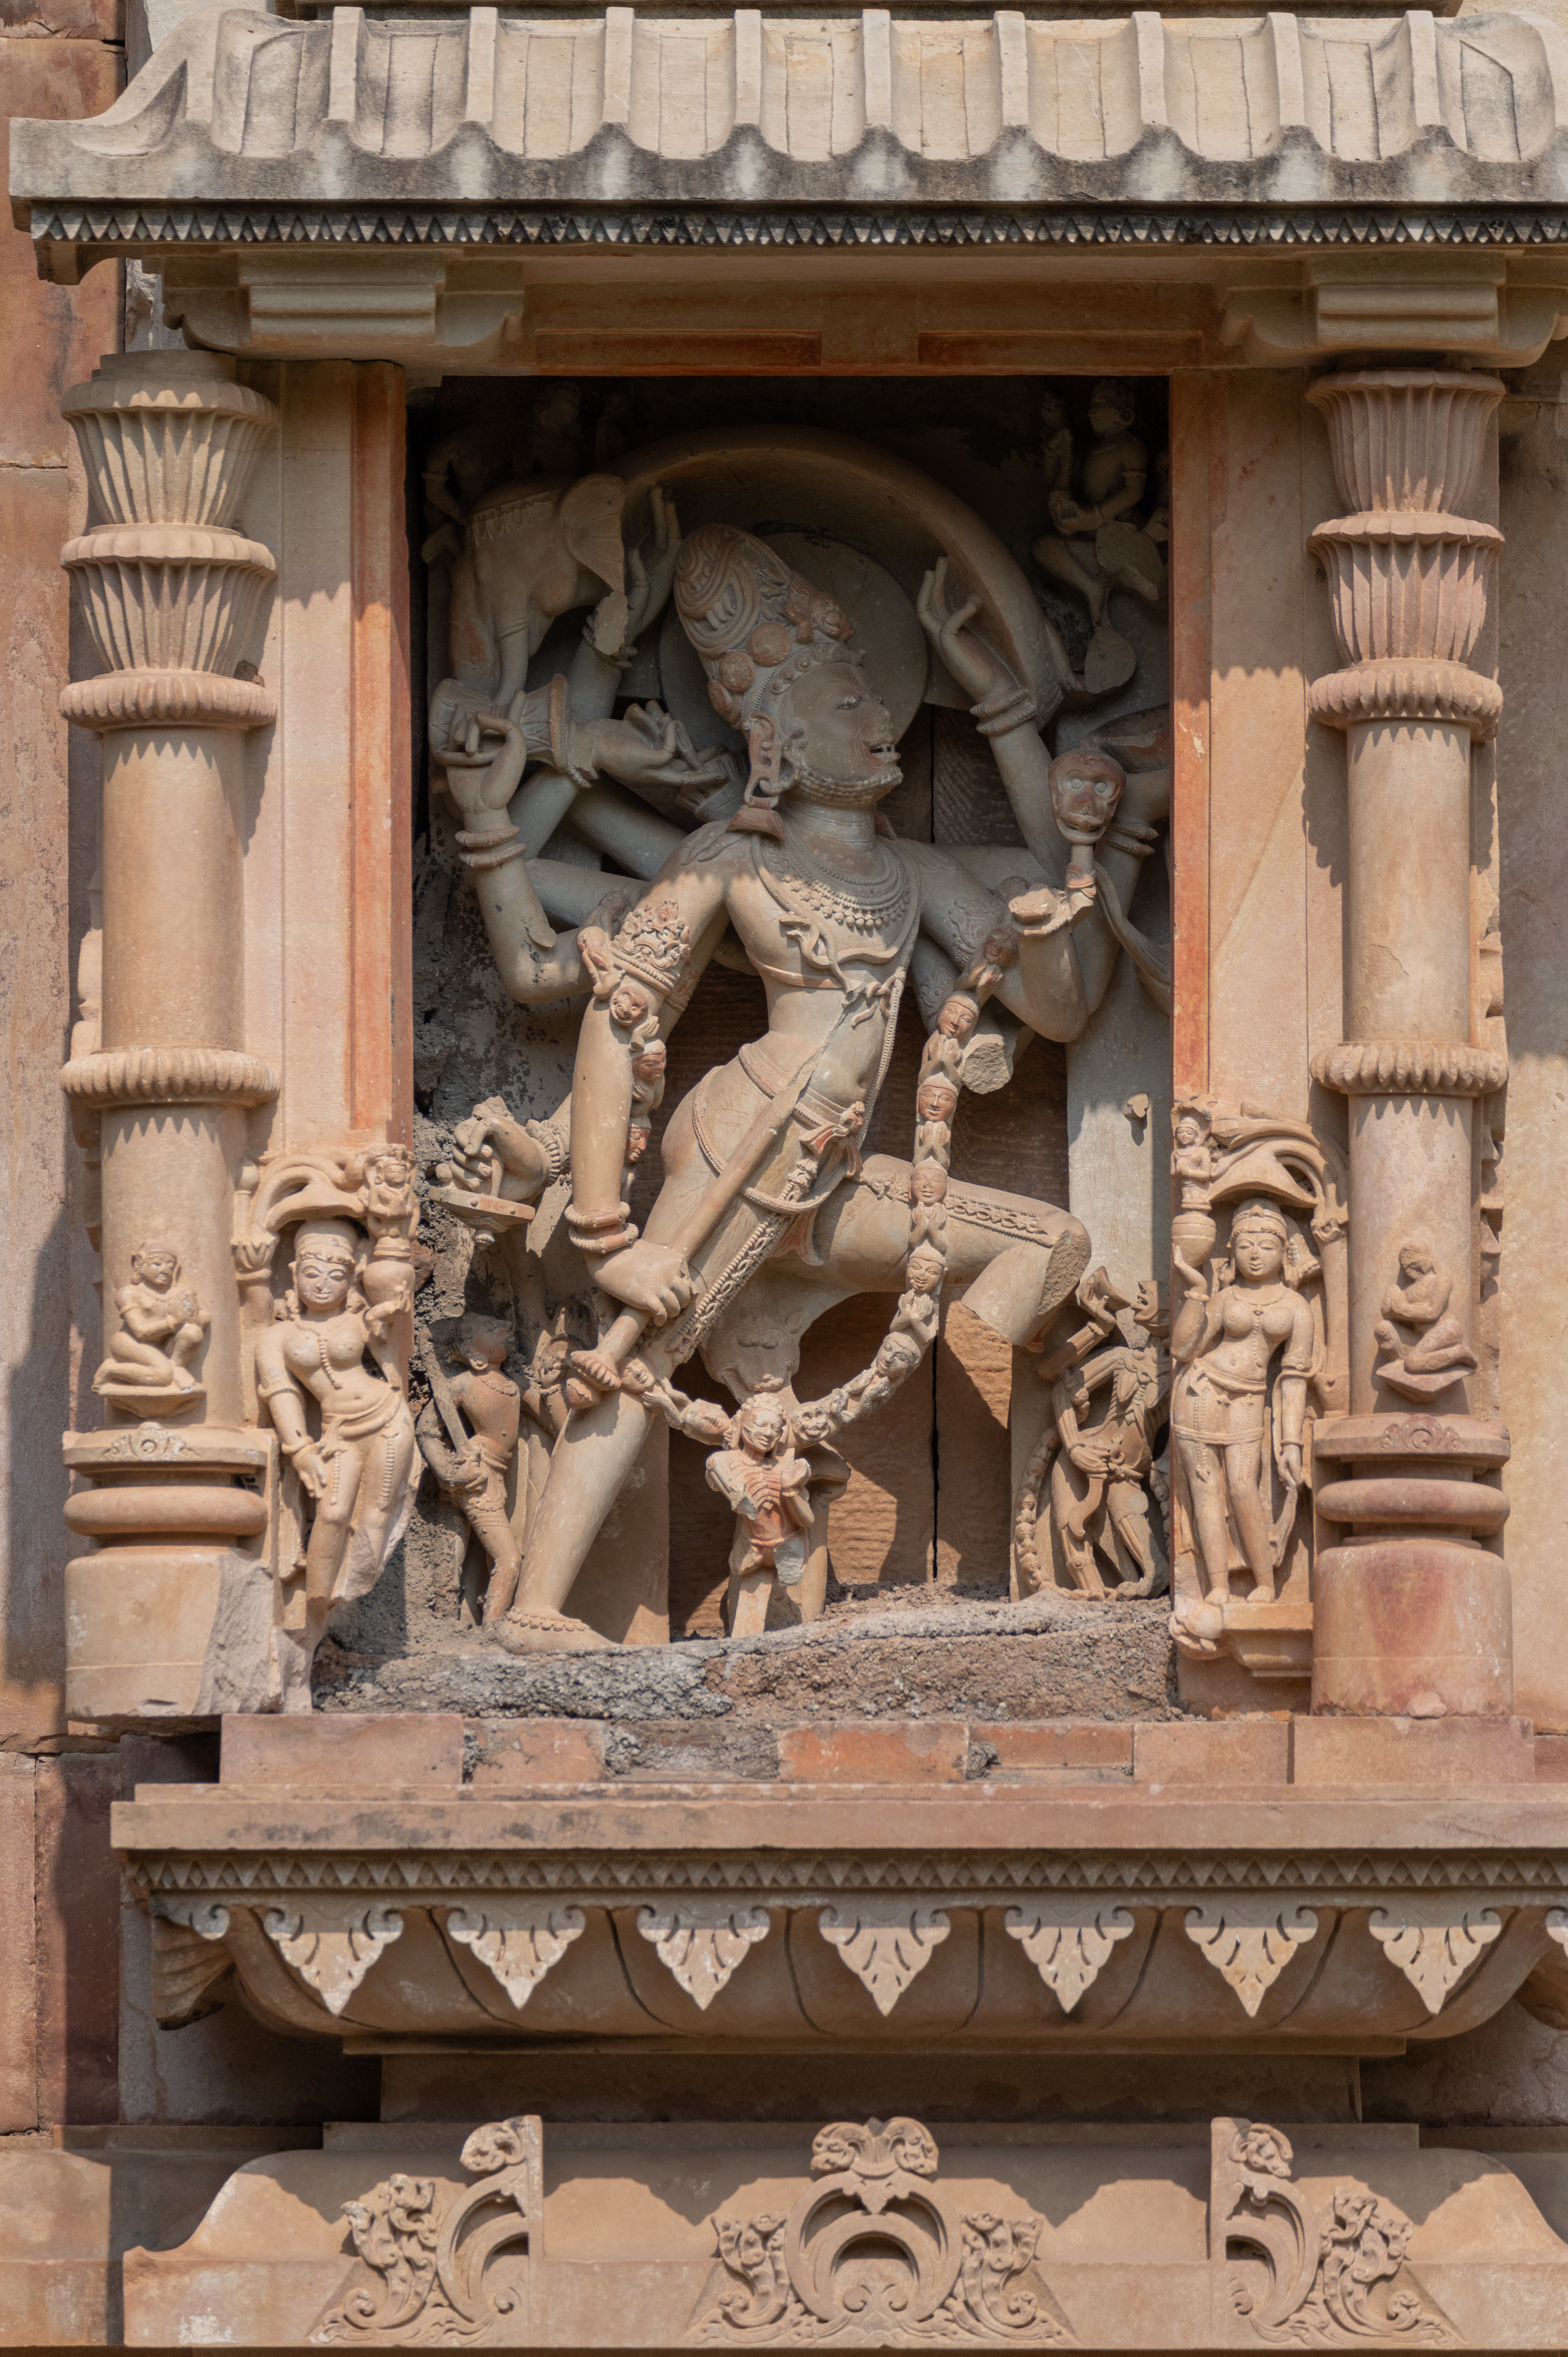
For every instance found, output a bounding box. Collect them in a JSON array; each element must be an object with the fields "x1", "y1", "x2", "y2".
[
  {"x1": 61, "y1": 665, "x2": 277, "y2": 729},
  {"x1": 1311, "y1": 1416, "x2": 1511, "y2": 1721},
  {"x1": 1308, "y1": 657, "x2": 1502, "y2": 737},
  {"x1": 1310, "y1": 1041, "x2": 1507, "y2": 1098},
  {"x1": 60, "y1": 1045, "x2": 280, "y2": 1108}
]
